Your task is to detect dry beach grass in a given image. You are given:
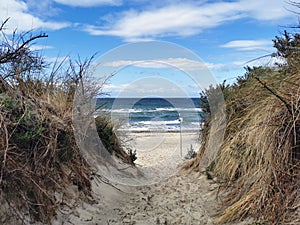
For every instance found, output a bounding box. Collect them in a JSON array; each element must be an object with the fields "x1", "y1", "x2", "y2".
[{"x1": 185, "y1": 39, "x2": 300, "y2": 223}]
